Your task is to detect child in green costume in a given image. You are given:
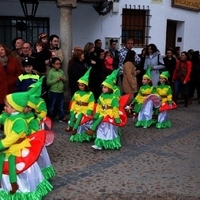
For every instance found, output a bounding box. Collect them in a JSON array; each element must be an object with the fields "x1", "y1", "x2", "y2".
[
  {"x1": 65, "y1": 68, "x2": 95, "y2": 142},
  {"x1": 155, "y1": 71, "x2": 176, "y2": 128},
  {"x1": 86, "y1": 74, "x2": 121, "y2": 150},
  {"x1": 24, "y1": 77, "x2": 55, "y2": 179},
  {"x1": 132, "y1": 67, "x2": 159, "y2": 128},
  {"x1": 0, "y1": 91, "x2": 52, "y2": 199}
]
